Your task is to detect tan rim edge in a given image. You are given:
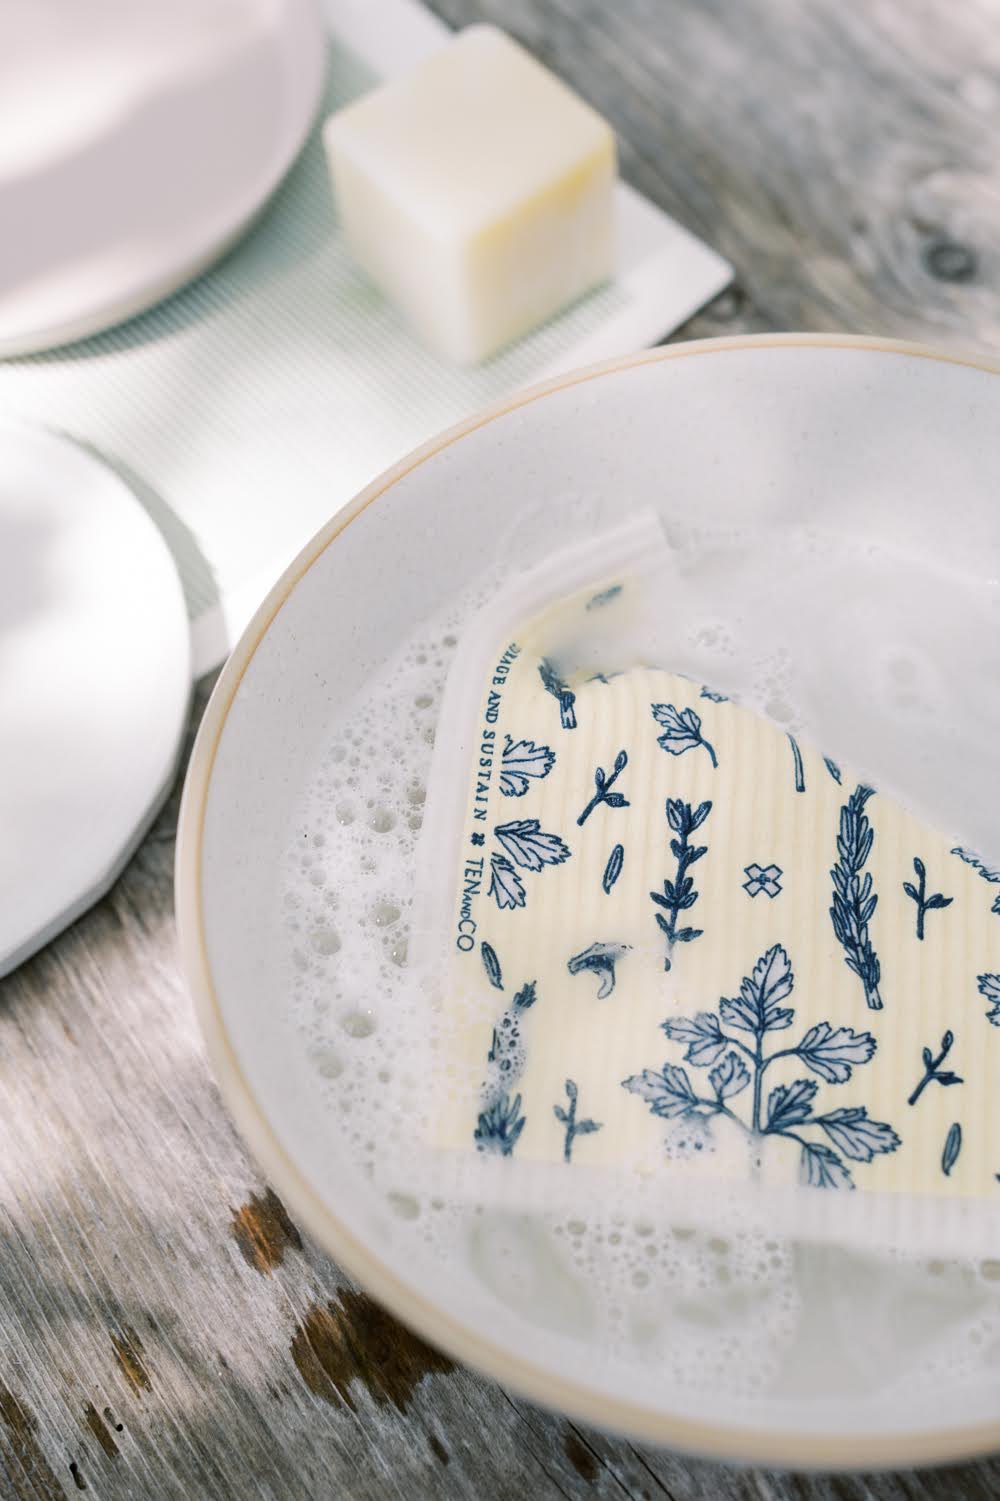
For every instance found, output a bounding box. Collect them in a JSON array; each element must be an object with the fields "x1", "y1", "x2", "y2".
[{"x1": 176, "y1": 332, "x2": 1000, "y2": 1471}]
